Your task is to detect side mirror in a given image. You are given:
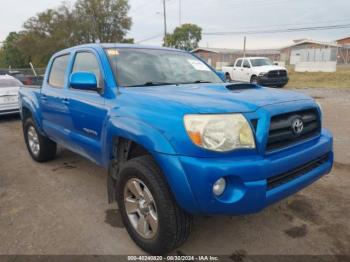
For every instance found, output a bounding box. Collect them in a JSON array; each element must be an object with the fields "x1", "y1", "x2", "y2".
[
  {"x1": 70, "y1": 72, "x2": 98, "y2": 91},
  {"x1": 216, "y1": 71, "x2": 226, "y2": 82}
]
